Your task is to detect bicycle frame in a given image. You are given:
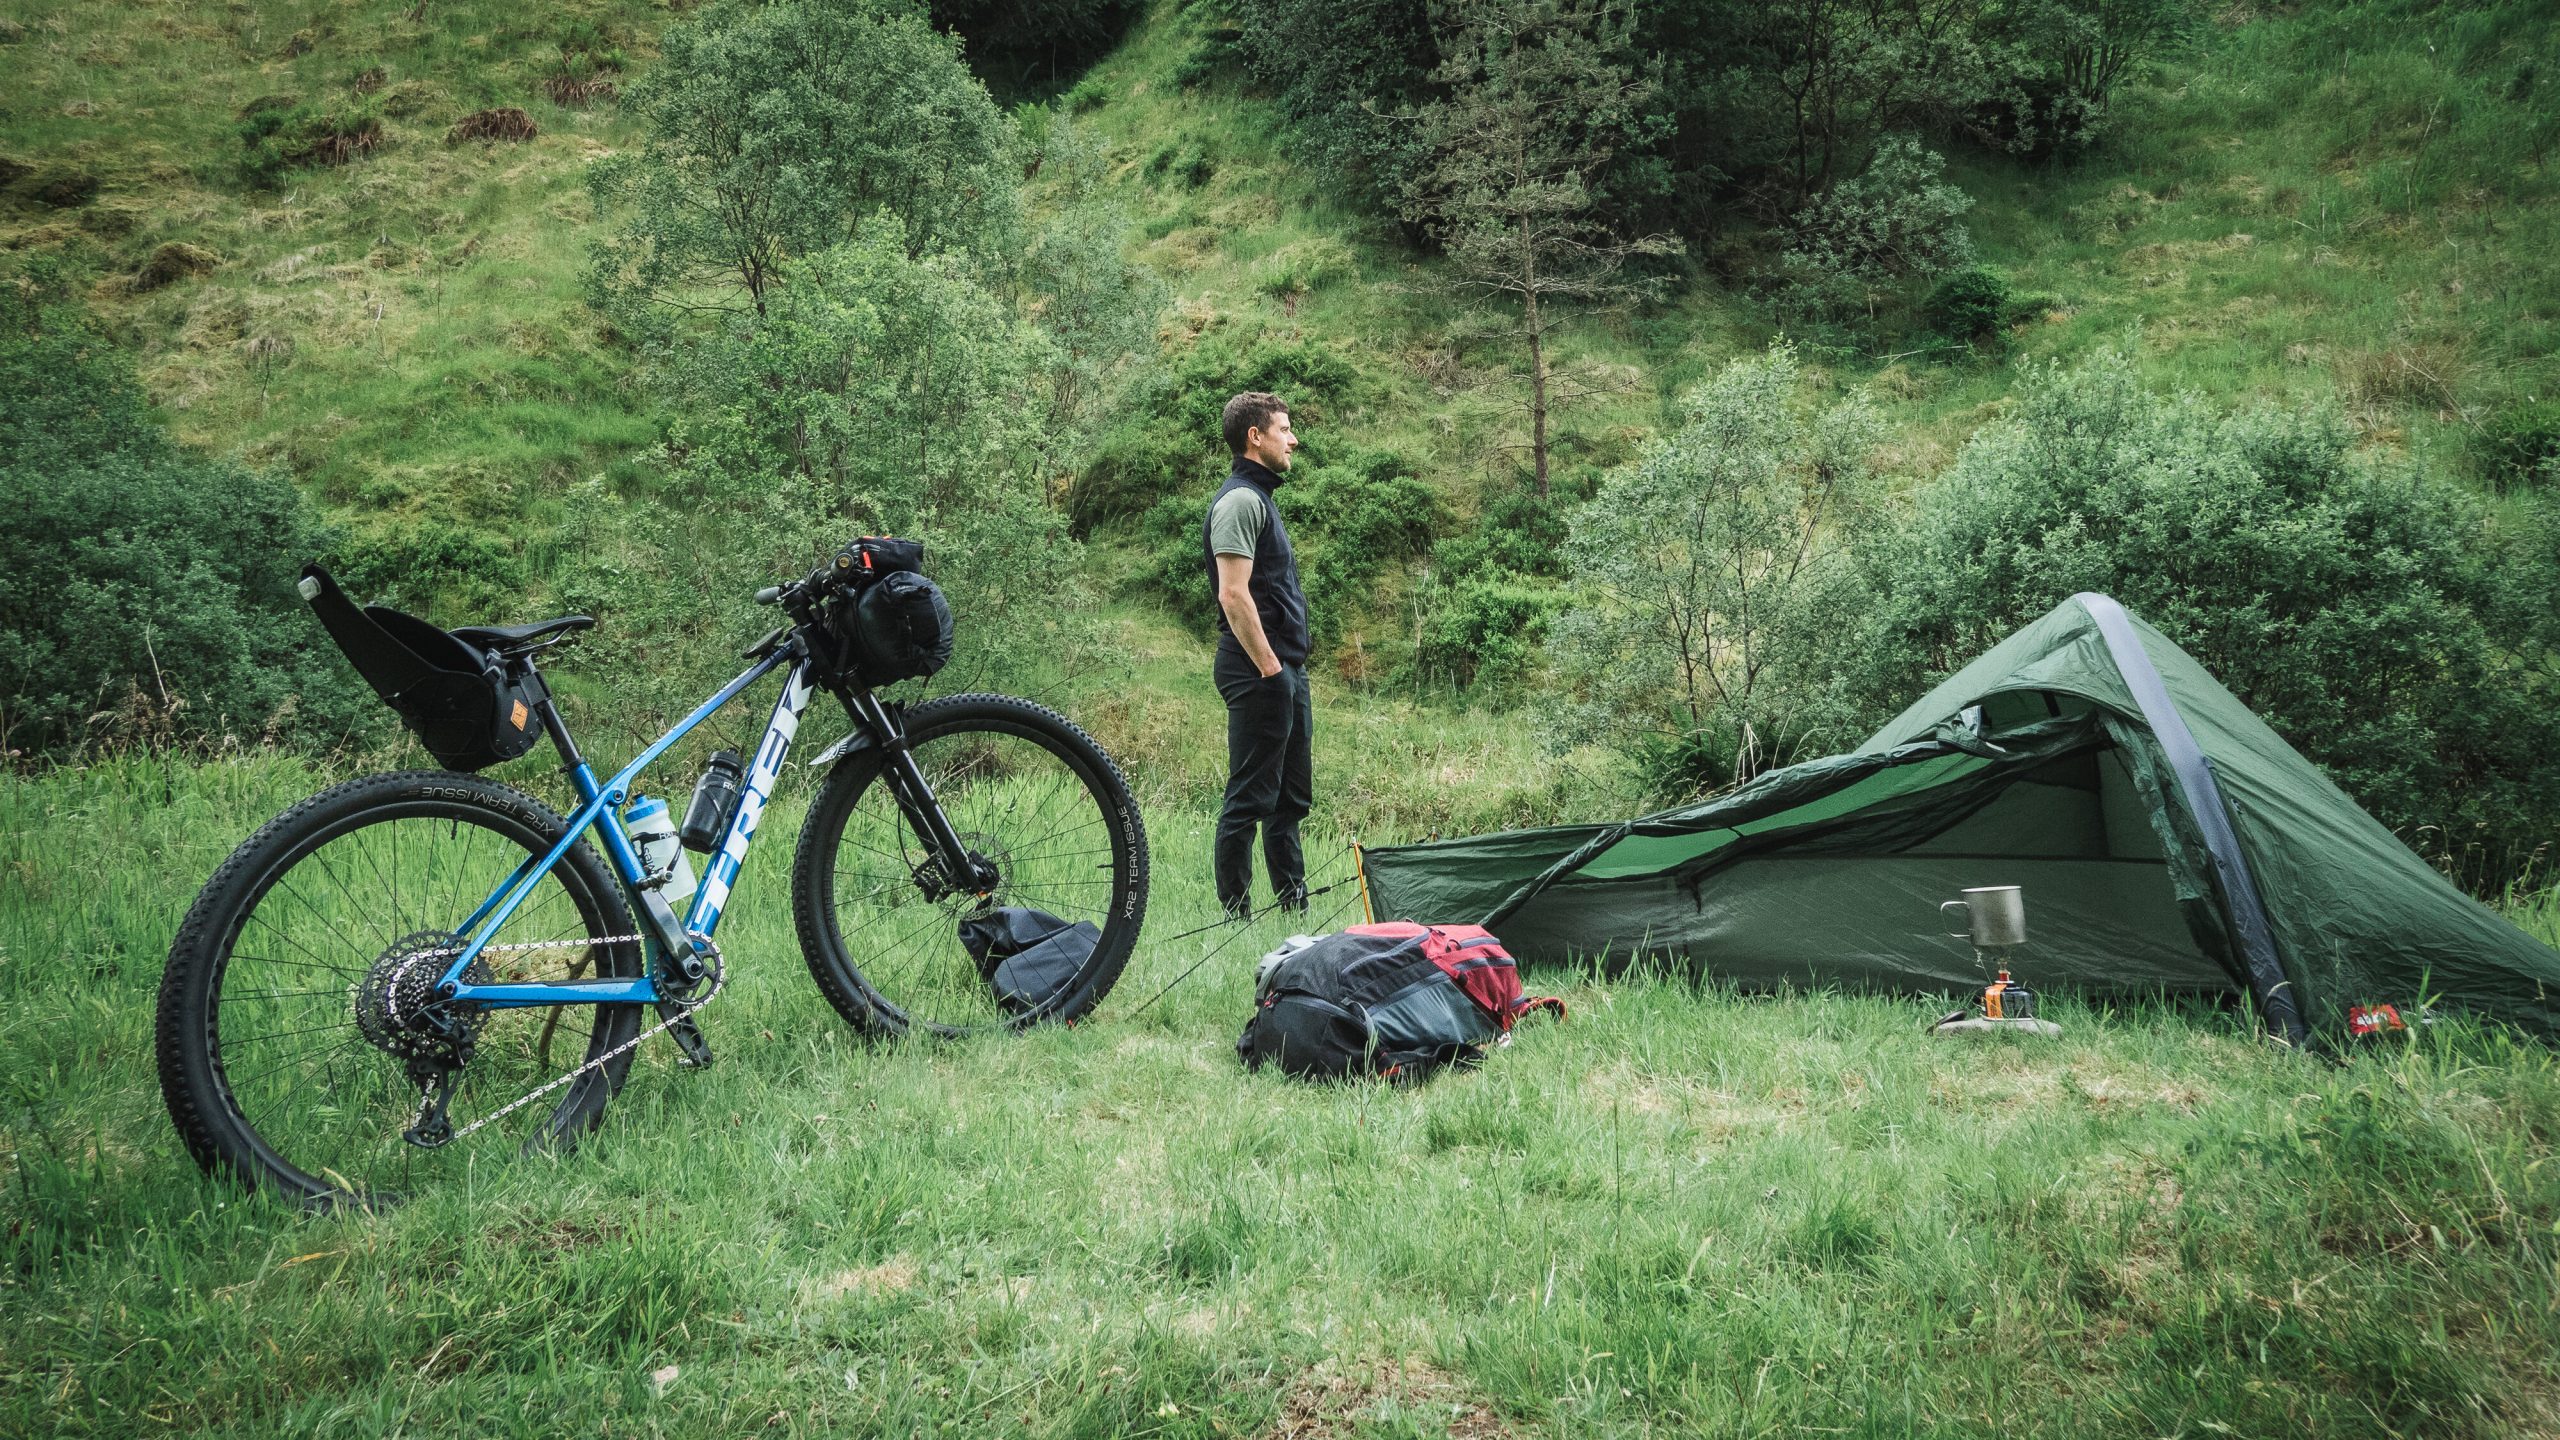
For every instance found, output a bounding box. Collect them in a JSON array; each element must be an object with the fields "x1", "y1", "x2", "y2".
[{"x1": 432, "y1": 649, "x2": 816, "y2": 1009}]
